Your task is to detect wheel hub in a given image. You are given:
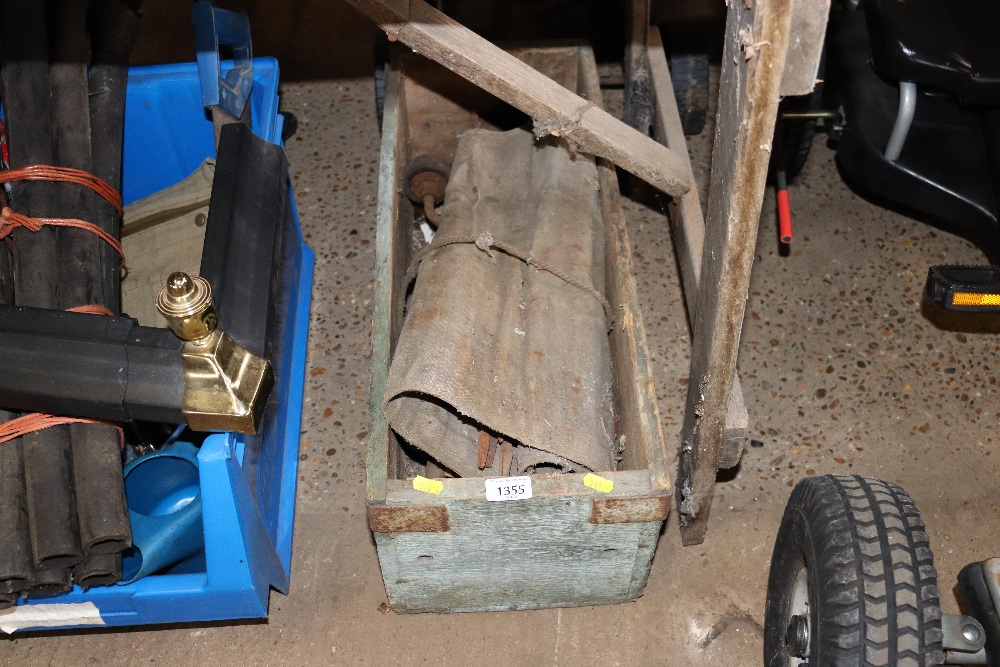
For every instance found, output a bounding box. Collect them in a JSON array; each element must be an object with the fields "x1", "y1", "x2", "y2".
[
  {"x1": 785, "y1": 614, "x2": 809, "y2": 657},
  {"x1": 786, "y1": 565, "x2": 811, "y2": 664}
]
